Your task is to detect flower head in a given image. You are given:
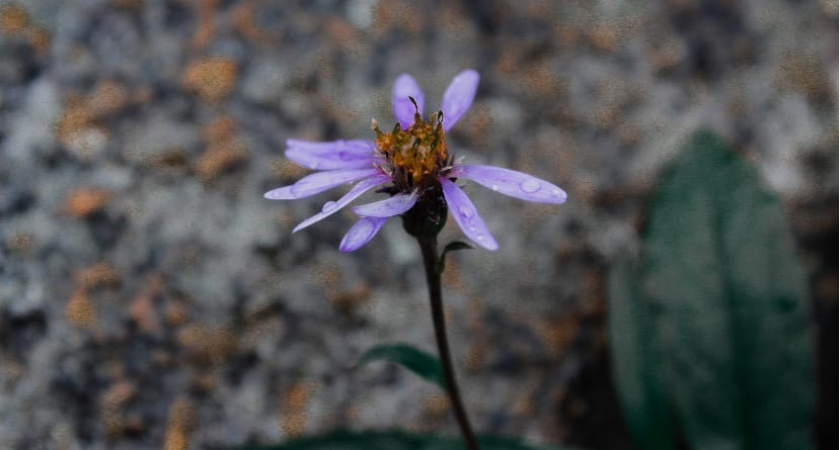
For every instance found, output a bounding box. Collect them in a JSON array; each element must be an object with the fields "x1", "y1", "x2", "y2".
[{"x1": 264, "y1": 70, "x2": 567, "y2": 252}]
